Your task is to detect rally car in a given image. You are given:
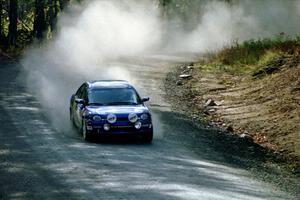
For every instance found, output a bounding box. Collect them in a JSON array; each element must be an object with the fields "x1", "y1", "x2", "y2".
[{"x1": 70, "y1": 80, "x2": 153, "y2": 142}]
